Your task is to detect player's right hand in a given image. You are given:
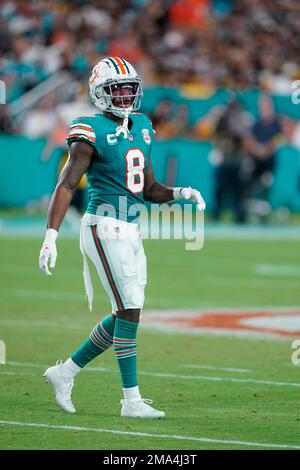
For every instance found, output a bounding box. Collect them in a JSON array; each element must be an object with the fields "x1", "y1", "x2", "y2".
[{"x1": 39, "y1": 228, "x2": 58, "y2": 276}]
